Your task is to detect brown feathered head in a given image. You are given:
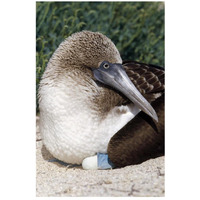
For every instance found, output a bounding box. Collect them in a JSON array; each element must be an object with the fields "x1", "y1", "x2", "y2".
[
  {"x1": 51, "y1": 31, "x2": 122, "y2": 68},
  {"x1": 45, "y1": 30, "x2": 158, "y2": 121}
]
